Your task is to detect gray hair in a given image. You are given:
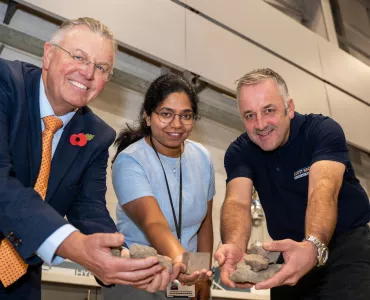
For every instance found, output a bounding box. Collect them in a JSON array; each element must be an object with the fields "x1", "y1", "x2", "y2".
[
  {"x1": 50, "y1": 17, "x2": 118, "y2": 54},
  {"x1": 236, "y1": 68, "x2": 289, "y2": 108}
]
